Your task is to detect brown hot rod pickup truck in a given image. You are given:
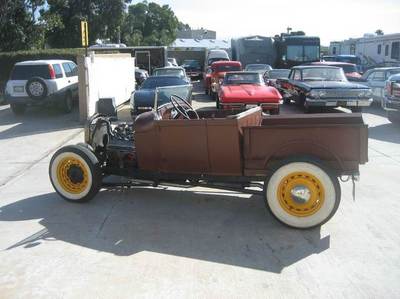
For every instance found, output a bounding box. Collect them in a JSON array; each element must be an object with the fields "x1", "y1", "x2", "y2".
[{"x1": 49, "y1": 96, "x2": 368, "y2": 228}]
